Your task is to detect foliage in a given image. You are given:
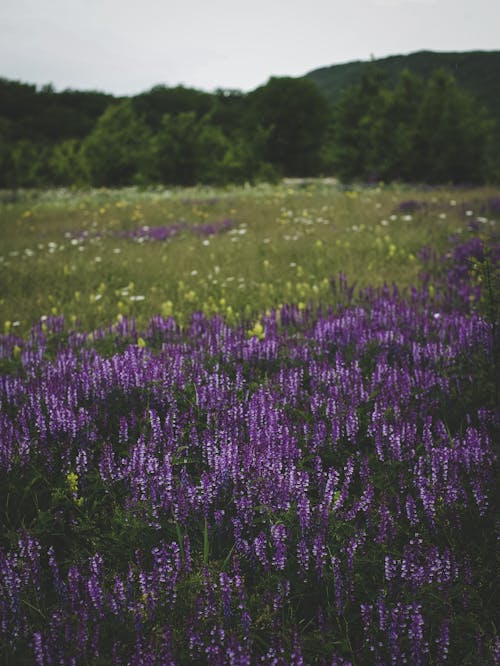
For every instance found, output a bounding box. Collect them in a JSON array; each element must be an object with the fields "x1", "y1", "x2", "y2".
[
  {"x1": 412, "y1": 69, "x2": 495, "y2": 183},
  {"x1": 153, "y1": 112, "x2": 227, "y2": 186},
  {"x1": 81, "y1": 100, "x2": 154, "y2": 186},
  {"x1": 48, "y1": 140, "x2": 88, "y2": 186},
  {"x1": 9, "y1": 140, "x2": 53, "y2": 188},
  {"x1": 328, "y1": 67, "x2": 391, "y2": 181},
  {"x1": 0, "y1": 63, "x2": 498, "y2": 186},
  {"x1": 132, "y1": 84, "x2": 214, "y2": 131},
  {"x1": 306, "y1": 49, "x2": 500, "y2": 134},
  {"x1": 246, "y1": 77, "x2": 331, "y2": 177},
  {"x1": 332, "y1": 67, "x2": 495, "y2": 184},
  {"x1": 307, "y1": 50, "x2": 500, "y2": 181},
  {"x1": 0, "y1": 77, "x2": 112, "y2": 141}
]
